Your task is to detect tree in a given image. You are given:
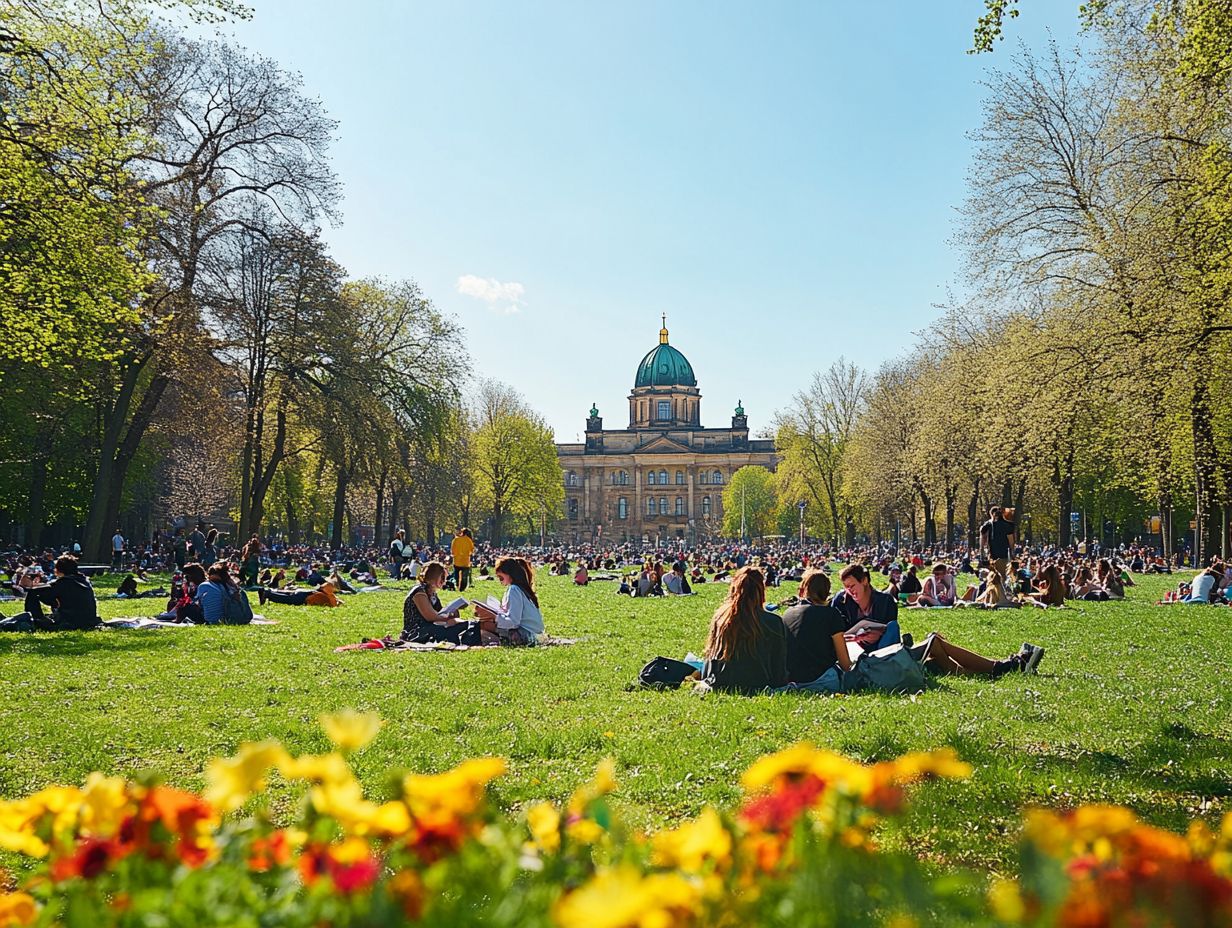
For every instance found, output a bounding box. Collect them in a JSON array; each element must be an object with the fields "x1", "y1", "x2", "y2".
[
  {"x1": 468, "y1": 382, "x2": 563, "y2": 544},
  {"x1": 721, "y1": 466, "x2": 778, "y2": 540}
]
